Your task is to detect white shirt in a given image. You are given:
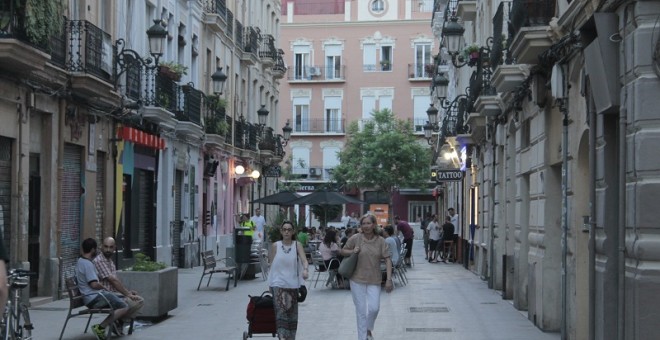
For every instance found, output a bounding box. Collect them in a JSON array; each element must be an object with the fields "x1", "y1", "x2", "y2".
[
  {"x1": 251, "y1": 214, "x2": 266, "y2": 238},
  {"x1": 340, "y1": 215, "x2": 350, "y2": 227},
  {"x1": 268, "y1": 241, "x2": 304, "y2": 289},
  {"x1": 450, "y1": 214, "x2": 459, "y2": 235},
  {"x1": 428, "y1": 221, "x2": 441, "y2": 241}
]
